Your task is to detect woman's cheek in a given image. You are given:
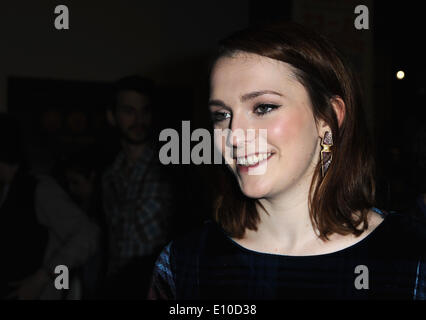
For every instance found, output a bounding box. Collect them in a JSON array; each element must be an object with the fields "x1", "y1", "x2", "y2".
[
  {"x1": 268, "y1": 109, "x2": 304, "y2": 148},
  {"x1": 214, "y1": 133, "x2": 234, "y2": 166}
]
